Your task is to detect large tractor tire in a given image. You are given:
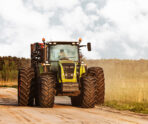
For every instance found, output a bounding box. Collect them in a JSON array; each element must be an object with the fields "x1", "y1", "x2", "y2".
[
  {"x1": 18, "y1": 66, "x2": 35, "y2": 106},
  {"x1": 88, "y1": 67, "x2": 105, "y2": 104},
  {"x1": 81, "y1": 74, "x2": 96, "y2": 108},
  {"x1": 38, "y1": 74, "x2": 55, "y2": 108},
  {"x1": 71, "y1": 96, "x2": 81, "y2": 107}
]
